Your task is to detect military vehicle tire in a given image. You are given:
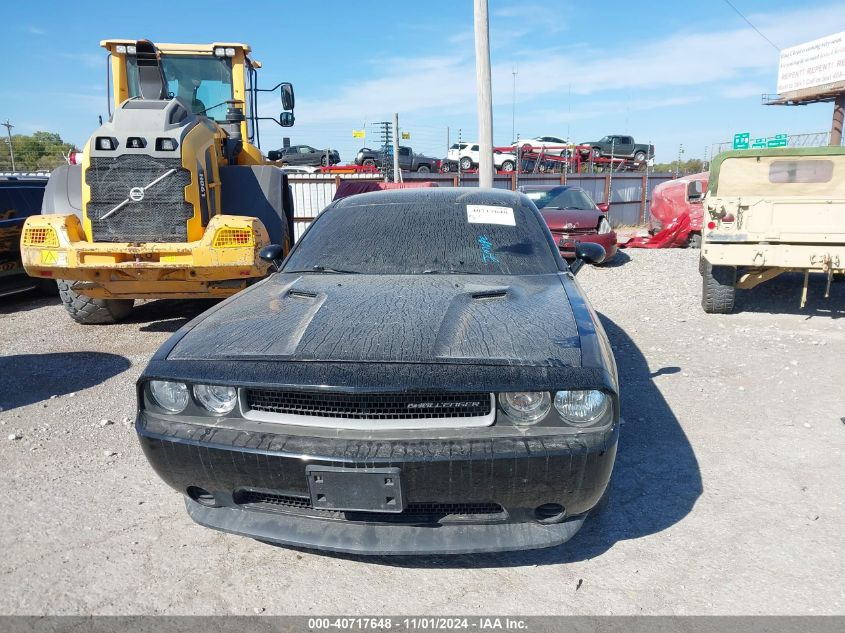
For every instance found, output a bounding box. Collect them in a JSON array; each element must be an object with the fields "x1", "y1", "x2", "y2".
[
  {"x1": 58, "y1": 280, "x2": 134, "y2": 324},
  {"x1": 687, "y1": 232, "x2": 702, "y2": 249},
  {"x1": 701, "y1": 262, "x2": 736, "y2": 313}
]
